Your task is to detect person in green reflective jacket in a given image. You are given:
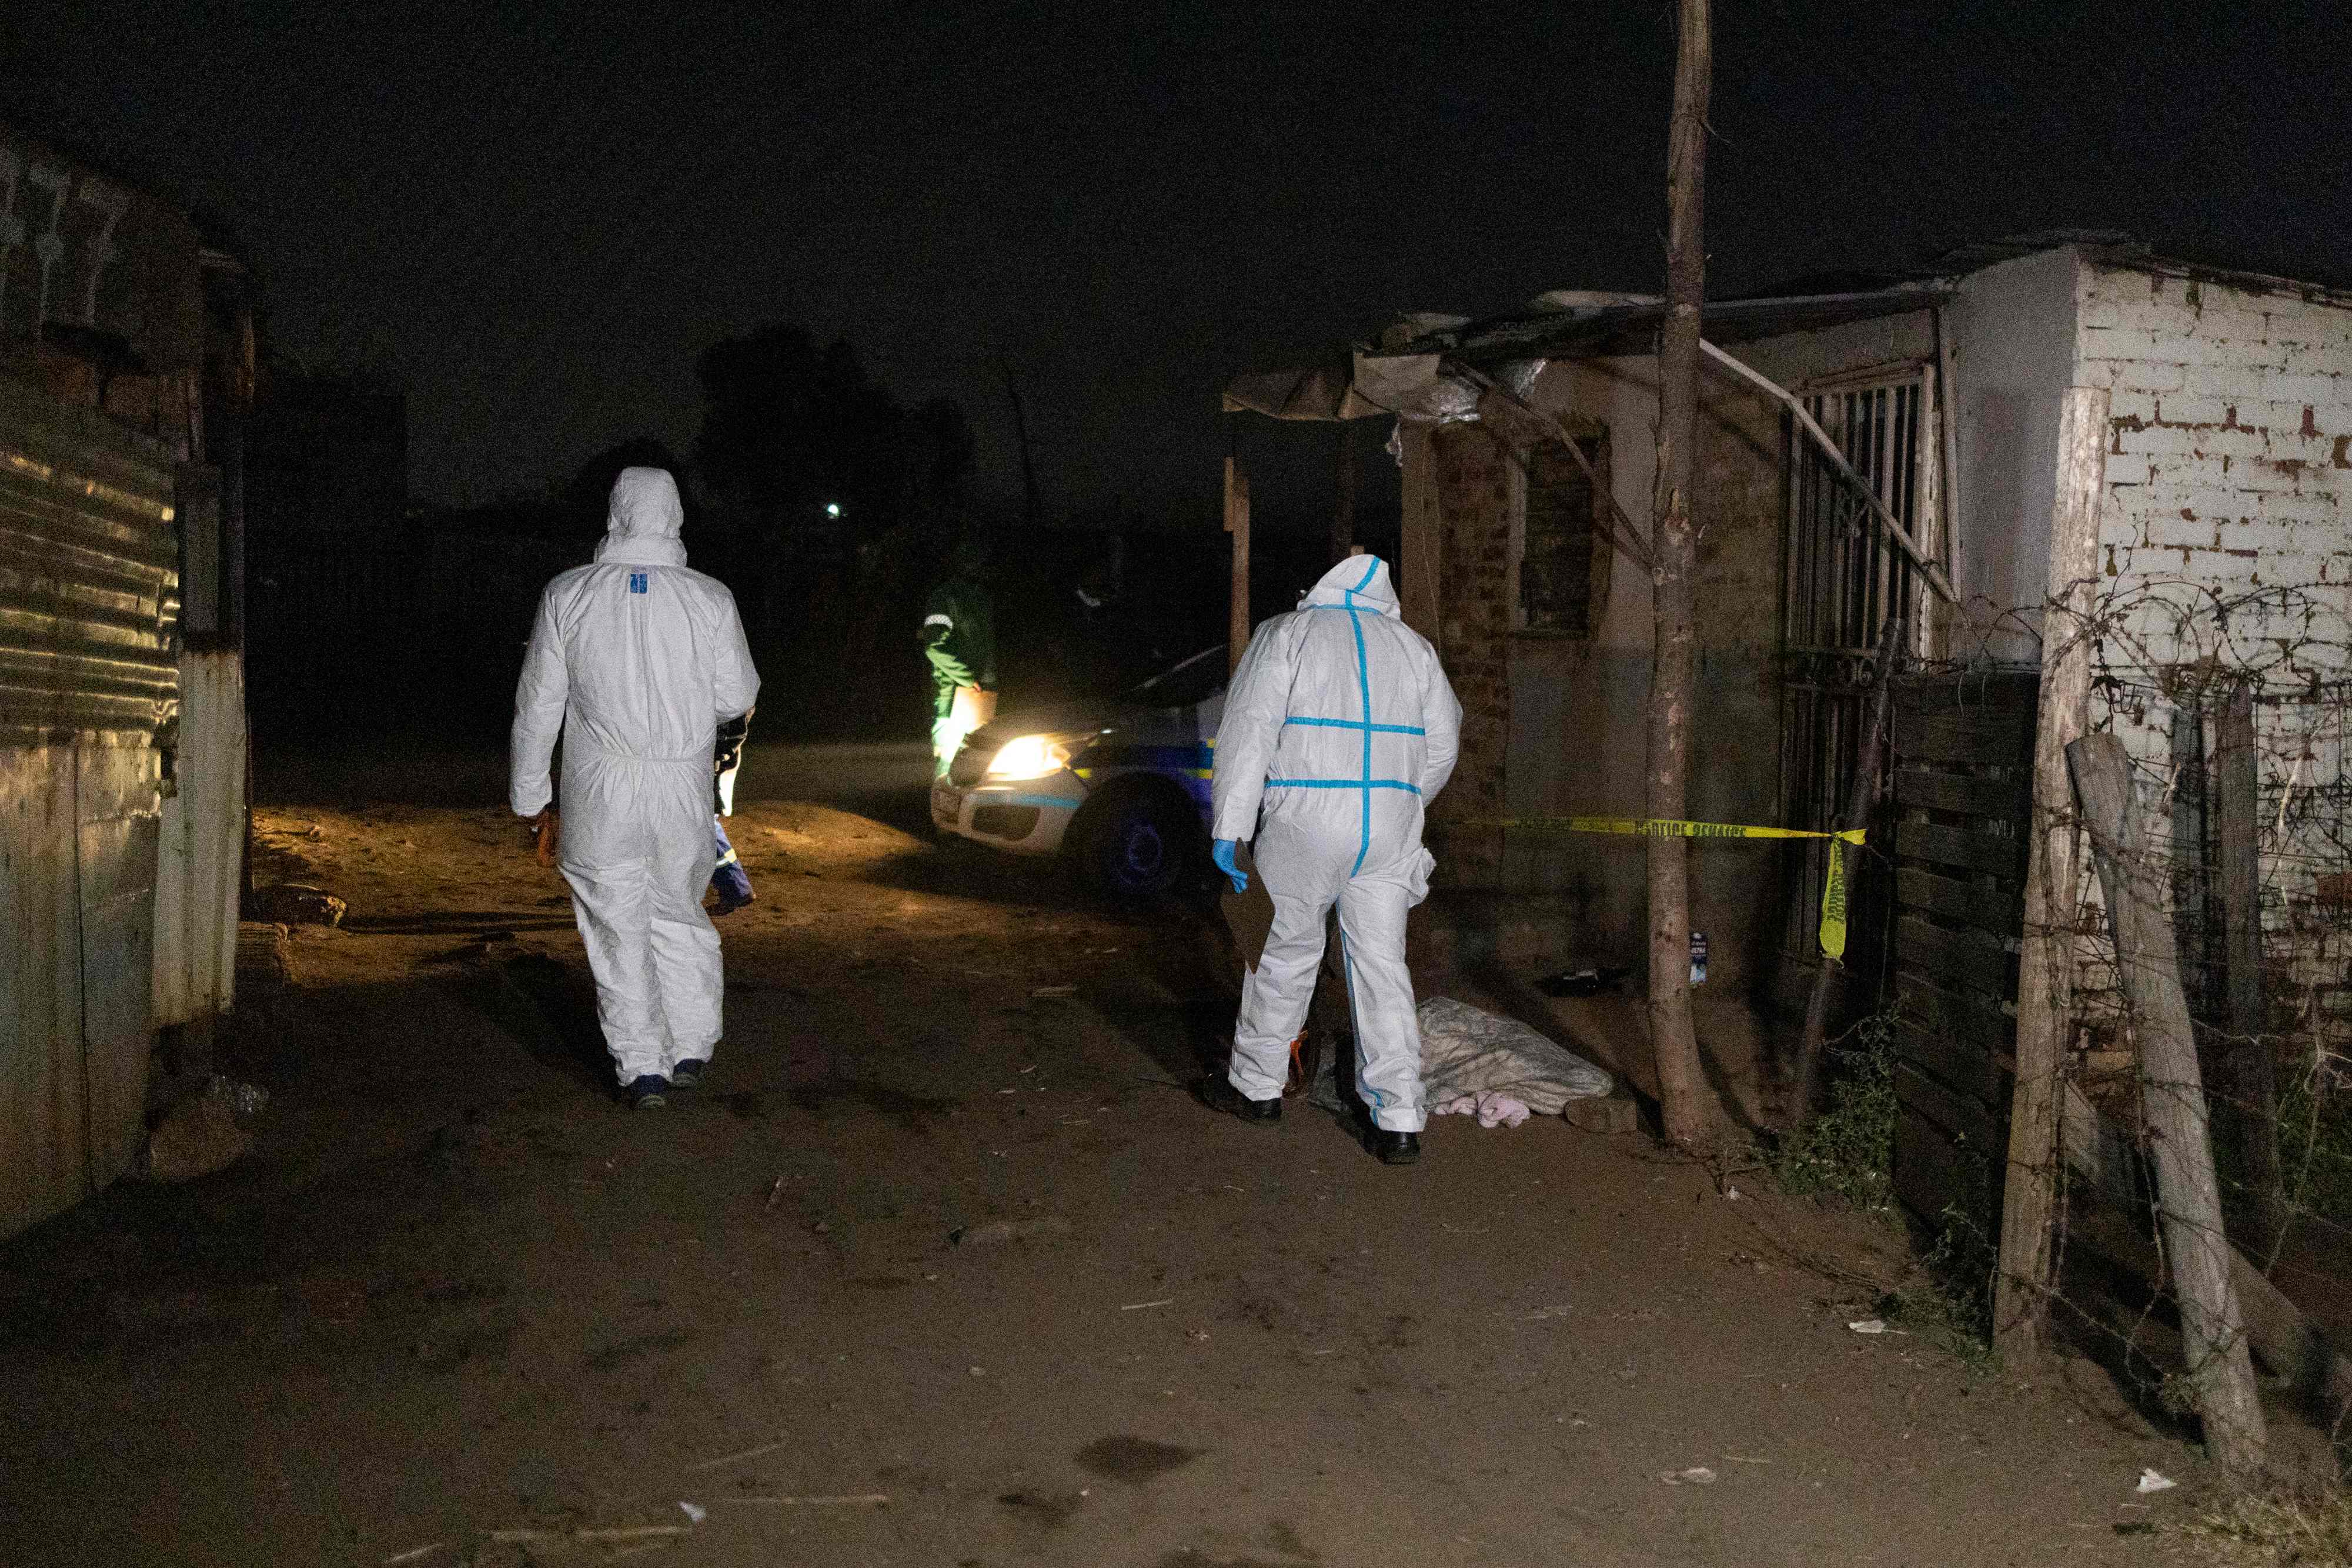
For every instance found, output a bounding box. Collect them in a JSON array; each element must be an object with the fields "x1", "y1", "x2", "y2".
[{"x1": 922, "y1": 536, "x2": 998, "y2": 777}]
